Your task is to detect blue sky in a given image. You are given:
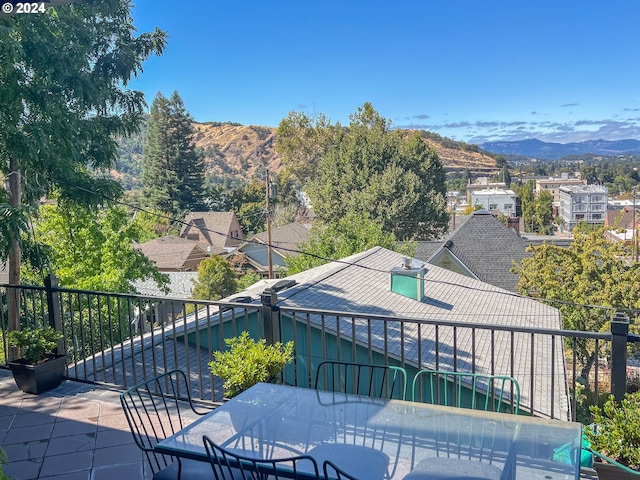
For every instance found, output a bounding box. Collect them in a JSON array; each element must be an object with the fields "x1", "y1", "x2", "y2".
[{"x1": 130, "y1": 0, "x2": 640, "y2": 145}]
